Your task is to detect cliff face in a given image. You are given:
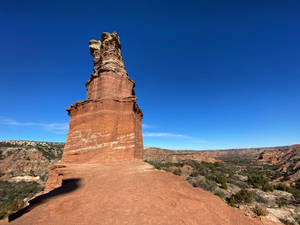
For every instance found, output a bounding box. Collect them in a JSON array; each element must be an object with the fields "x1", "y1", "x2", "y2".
[{"x1": 63, "y1": 32, "x2": 143, "y2": 163}]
